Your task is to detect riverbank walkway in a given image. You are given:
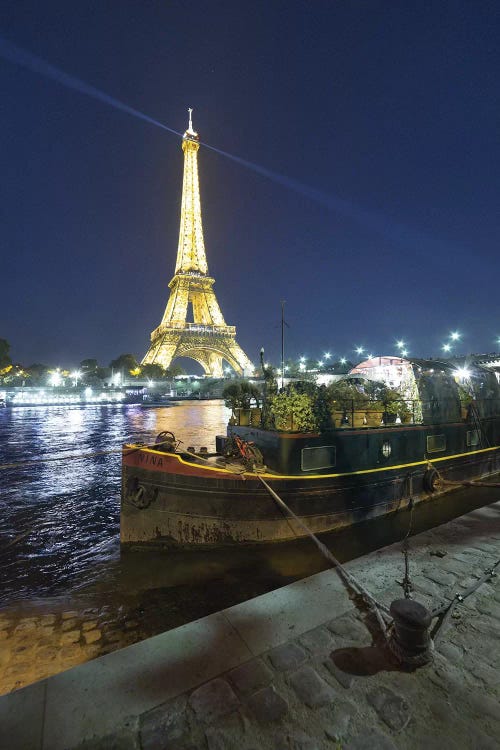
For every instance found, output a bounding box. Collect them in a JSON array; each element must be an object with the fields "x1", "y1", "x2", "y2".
[{"x1": 1, "y1": 500, "x2": 499, "y2": 749}]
